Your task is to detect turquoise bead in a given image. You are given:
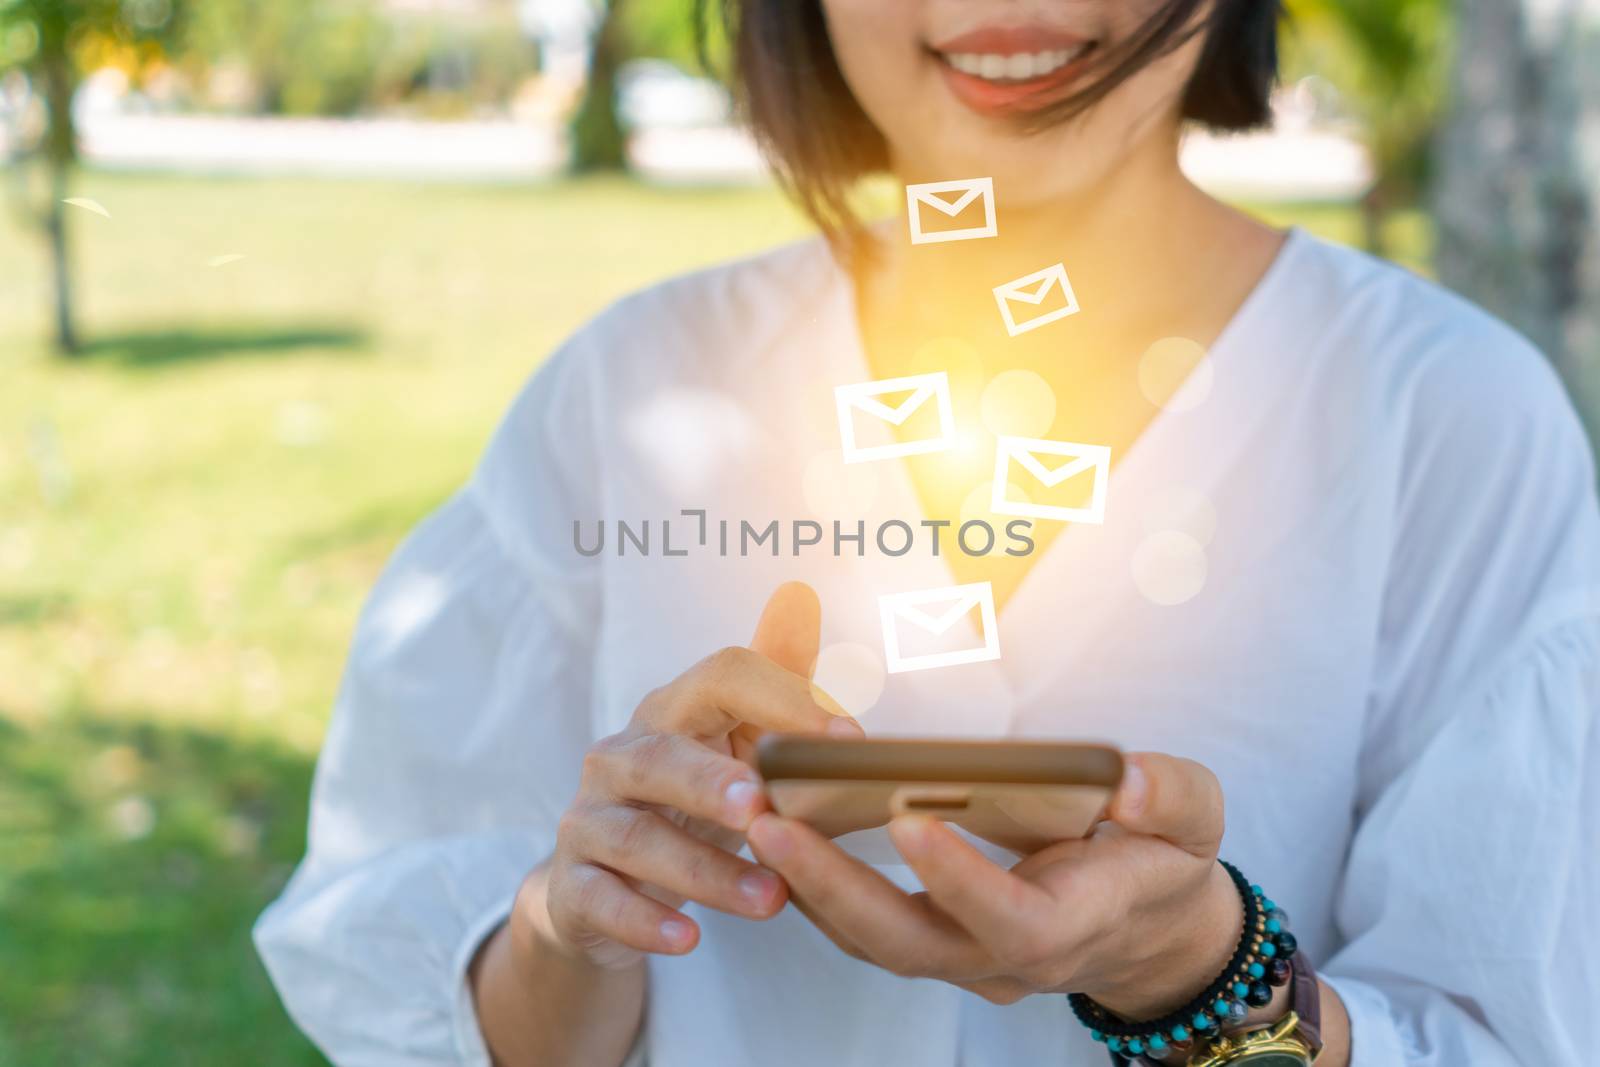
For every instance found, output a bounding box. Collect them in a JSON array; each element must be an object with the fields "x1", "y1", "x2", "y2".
[
  {"x1": 1250, "y1": 884, "x2": 1264, "y2": 897},
  {"x1": 1171, "y1": 1025, "x2": 1190, "y2": 1042},
  {"x1": 1260, "y1": 941, "x2": 1278, "y2": 957},
  {"x1": 1214, "y1": 998, "x2": 1230, "y2": 1015},
  {"x1": 1149, "y1": 1034, "x2": 1169, "y2": 1052},
  {"x1": 1262, "y1": 898, "x2": 1276, "y2": 911},
  {"x1": 1127, "y1": 1039, "x2": 1145, "y2": 1055},
  {"x1": 1233, "y1": 982, "x2": 1250, "y2": 998},
  {"x1": 1107, "y1": 1037, "x2": 1123, "y2": 1053},
  {"x1": 1248, "y1": 962, "x2": 1266, "y2": 978},
  {"x1": 1266, "y1": 918, "x2": 1282, "y2": 934},
  {"x1": 1194, "y1": 1012, "x2": 1214, "y2": 1030},
  {"x1": 1090, "y1": 1030, "x2": 1104, "y2": 1043}
]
